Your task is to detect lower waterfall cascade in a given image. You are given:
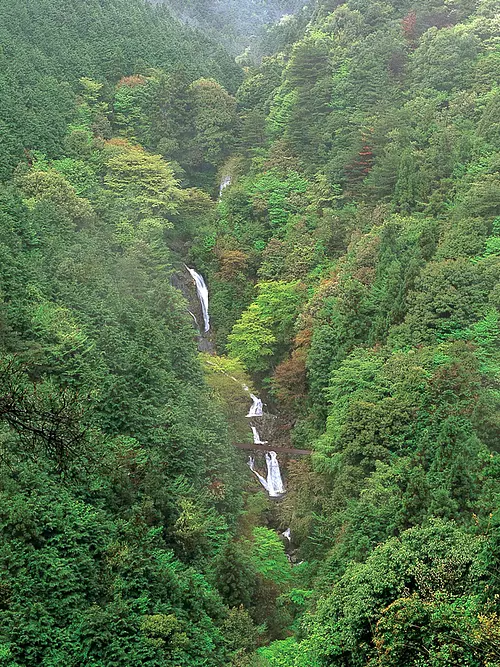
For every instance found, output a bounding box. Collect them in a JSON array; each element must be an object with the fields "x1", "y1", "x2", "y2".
[{"x1": 246, "y1": 392, "x2": 285, "y2": 498}]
